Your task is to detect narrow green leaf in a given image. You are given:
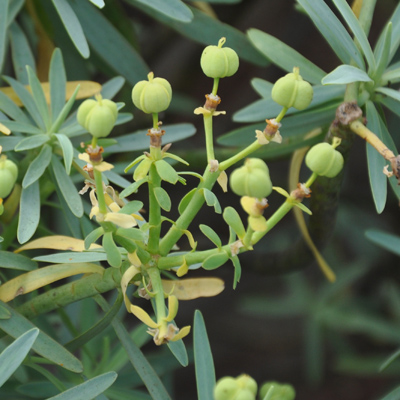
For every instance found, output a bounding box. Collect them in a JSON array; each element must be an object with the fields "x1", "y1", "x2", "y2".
[
  {"x1": 15, "y1": 382, "x2": 59, "y2": 398},
  {"x1": 26, "y1": 66, "x2": 51, "y2": 129},
  {"x1": 373, "y1": 23, "x2": 392, "y2": 82},
  {"x1": 380, "y1": 348, "x2": 400, "y2": 372},
  {"x1": 155, "y1": 160, "x2": 179, "y2": 184},
  {"x1": 202, "y1": 188, "x2": 221, "y2": 213},
  {"x1": 194, "y1": 310, "x2": 215, "y2": 400},
  {"x1": 331, "y1": 0, "x2": 375, "y2": 70},
  {"x1": 167, "y1": 339, "x2": 189, "y2": 367},
  {"x1": 381, "y1": 67, "x2": 400, "y2": 85},
  {"x1": 0, "y1": 90, "x2": 31, "y2": 124},
  {"x1": 119, "y1": 200, "x2": 144, "y2": 214},
  {"x1": 365, "y1": 229, "x2": 400, "y2": 257},
  {"x1": 199, "y1": 224, "x2": 221, "y2": 248},
  {"x1": 49, "y1": 48, "x2": 67, "y2": 121},
  {"x1": 101, "y1": 76, "x2": 125, "y2": 99},
  {"x1": 178, "y1": 188, "x2": 196, "y2": 215},
  {"x1": 84, "y1": 226, "x2": 104, "y2": 250},
  {"x1": 51, "y1": 154, "x2": 84, "y2": 217},
  {"x1": 380, "y1": 385, "x2": 400, "y2": 400},
  {"x1": 0, "y1": 120, "x2": 42, "y2": 135},
  {"x1": 130, "y1": 0, "x2": 193, "y2": 22},
  {"x1": 71, "y1": 0, "x2": 149, "y2": 85},
  {"x1": 0, "y1": 301, "x2": 83, "y2": 373},
  {"x1": 7, "y1": 0, "x2": 24, "y2": 27},
  {"x1": 89, "y1": 0, "x2": 105, "y2": 8},
  {"x1": 52, "y1": 0, "x2": 90, "y2": 58},
  {"x1": 153, "y1": 187, "x2": 171, "y2": 212},
  {"x1": 47, "y1": 372, "x2": 117, "y2": 400},
  {"x1": 376, "y1": 87, "x2": 400, "y2": 102},
  {"x1": 14, "y1": 134, "x2": 50, "y2": 151},
  {"x1": 17, "y1": 179, "x2": 40, "y2": 244},
  {"x1": 33, "y1": 252, "x2": 108, "y2": 263},
  {"x1": 297, "y1": 0, "x2": 364, "y2": 69},
  {"x1": 54, "y1": 133, "x2": 74, "y2": 174},
  {"x1": 322, "y1": 65, "x2": 372, "y2": 85},
  {"x1": 0, "y1": 136, "x2": 21, "y2": 151},
  {"x1": 0, "y1": 328, "x2": 39, "y2": 388},
  {"x1": 0, "y1": 0, "x2": 8, "y2": 72},
  {"x1": 247, "y1": 29, "x2": 325, "y2": 84},
  {"x1": 51, "y1": 84, "x2": 80, "y2": 134},
  {"x1": 95, "y1": 295, "x2": 173, "y2": 400},
  {"x1": 9, "y1": 21, "x2": 36, "y2": 84},
  {"x1": 0, "y1": 251, "x2": 38, "y2": 271},
  {"x1": 102, "y1": 232, "x2": 122, "y2": 268},
  {"x1": 231, "y1": 256, "x2": 241, "y2": 289},
  {"x1": 223, "y1": 207, "x2": 245, "y2": 238},
  {"x1": 106, "y1": 123, "x2": 196, "y2": 153},
  {"x1": 23, "y1": 144, "x2": 52, "y2": 188},
  {"x1": 3, "y1": 76, "x2": 46, "y2": 130},
  {"x1": 365, "y1": 102, "x2": 387, "y2": 213},
  {"x1": 119, "y1": 177, "x2": 149, "y2": 198},
  {"x1": 0, "y1": 304, "x2": 11, "y2": 319},
  {"x1": 251, "y1": 78, "x2": 273, "y2": 98},
  {"x1": 115, "y1": 227, "x2": 145, "y2": 241},
  {"x1": 202, "y1": 253, "x2": 229, "y2": 270}
]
